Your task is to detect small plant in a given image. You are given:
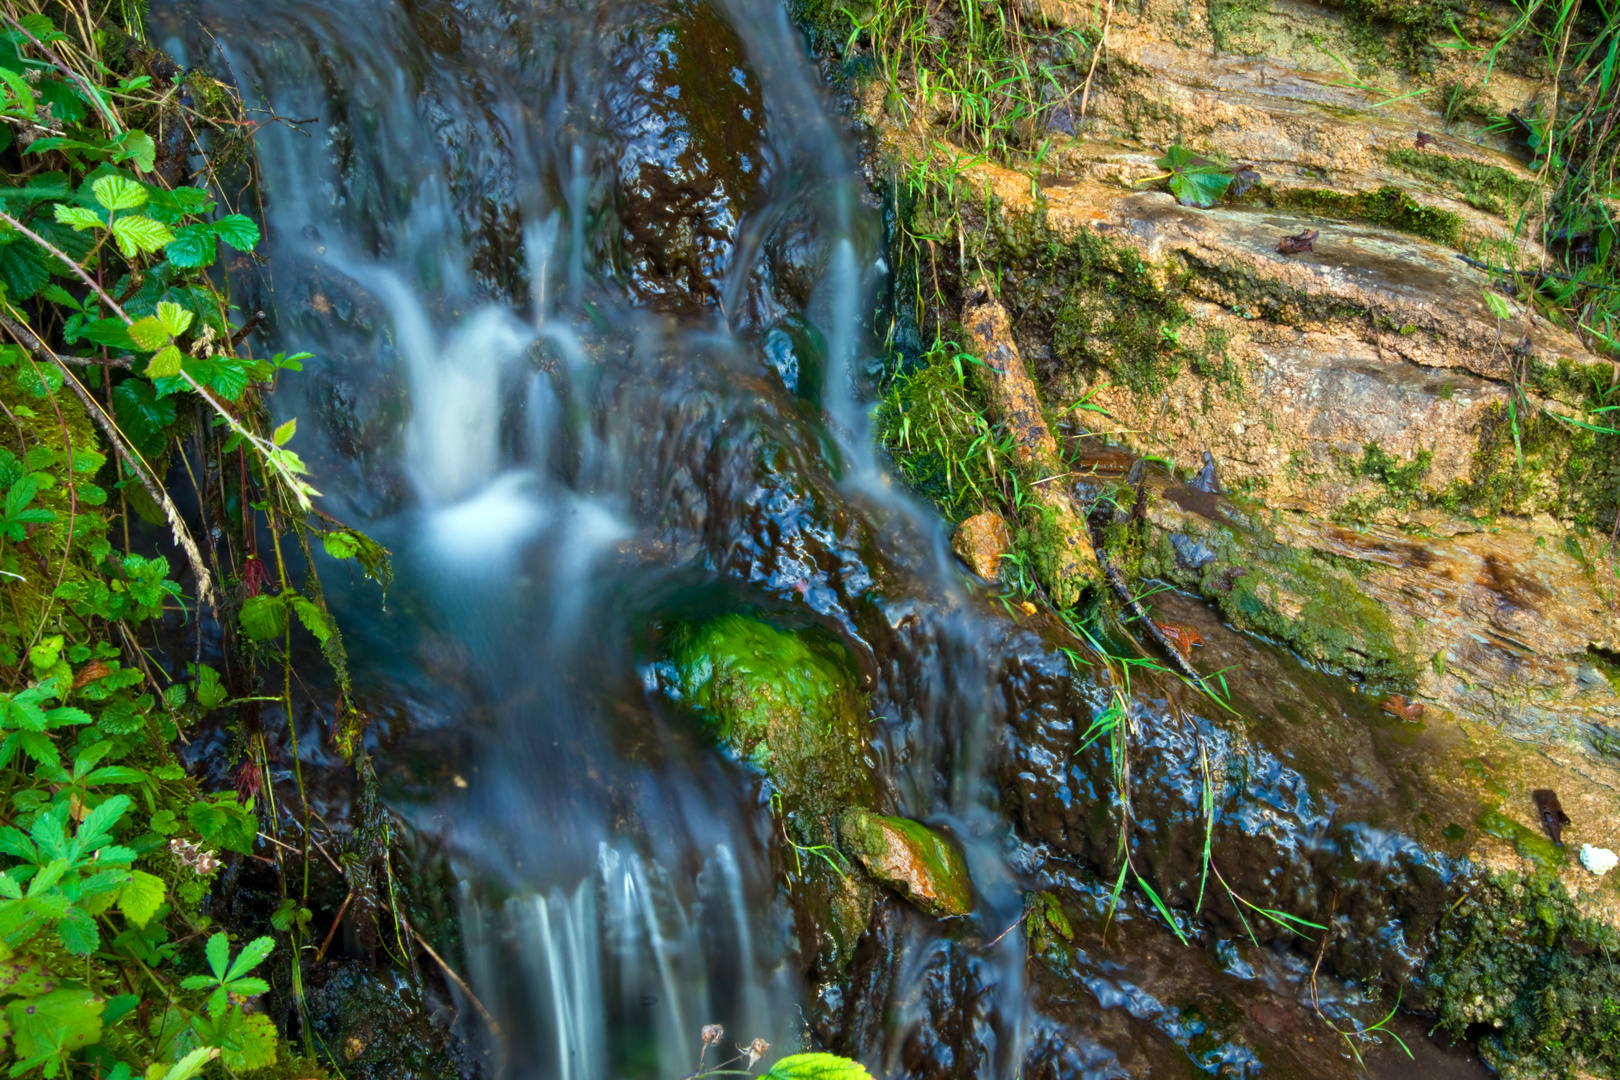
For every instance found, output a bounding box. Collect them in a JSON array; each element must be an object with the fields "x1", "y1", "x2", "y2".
[
  {"x1": 687, "y1": 1024, "x2": 872, "y2": 1080},
  {"x1": 1143, "y1": 146, "x2": 1236, "y2": 208}
]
